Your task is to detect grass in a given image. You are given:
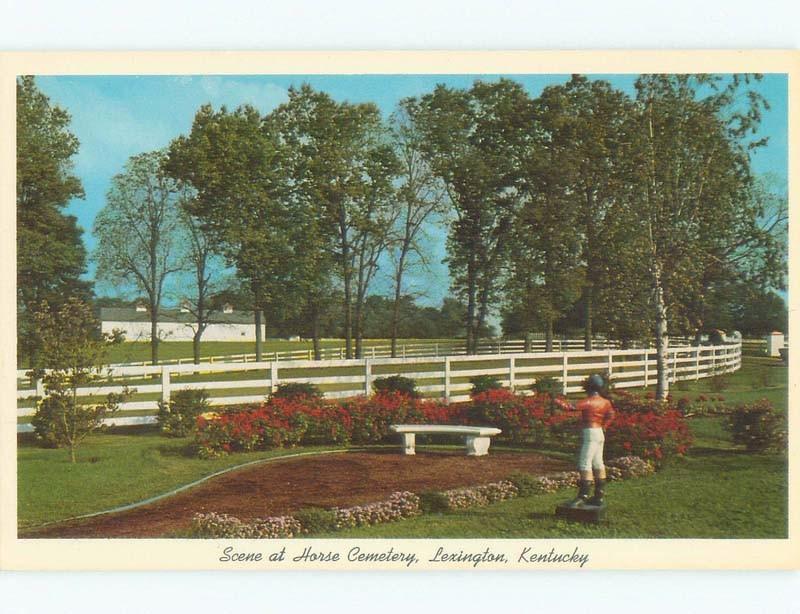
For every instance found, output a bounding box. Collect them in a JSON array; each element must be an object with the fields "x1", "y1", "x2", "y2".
[
  {"x1": 320, "y1": 453, "x2": 787, "y2": 539},
  {"x1": 17, "y1": 431, "x2": 339, "y2": 529},
  {"x1": 319, "y1": 355, "x2": 789, "y2": 539},
  {"x1": 16, "y1": 355, "x2": 787, "y2": 537},
  {"x1": 102, "y1": 338, "x2": 462, "y2": 365}
]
